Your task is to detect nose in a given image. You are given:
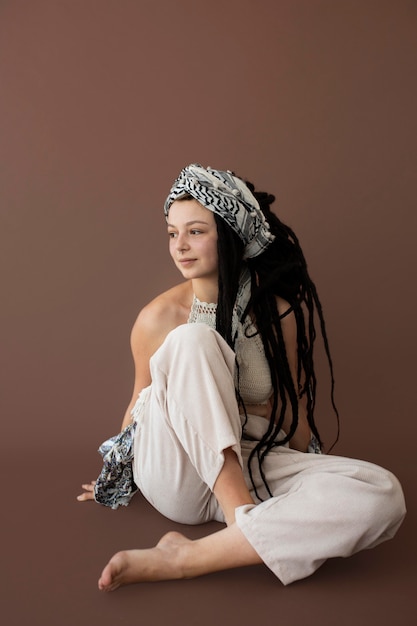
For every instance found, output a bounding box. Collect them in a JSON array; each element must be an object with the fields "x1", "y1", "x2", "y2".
[{"x1": 175, "y1": 232, "x2": 190, "y2": 251}]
